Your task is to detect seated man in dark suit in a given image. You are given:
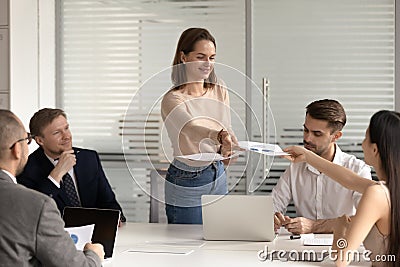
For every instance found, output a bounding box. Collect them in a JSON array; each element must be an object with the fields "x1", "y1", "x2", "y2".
[
  {"x1": 17, "y1": 108, "x2": 126, "y2": 223},
  {"x1": 0, "y1": 109, "x2": 104, "y2": 266}
]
